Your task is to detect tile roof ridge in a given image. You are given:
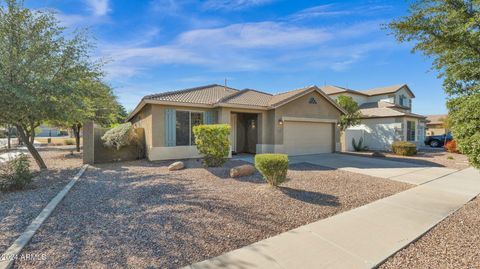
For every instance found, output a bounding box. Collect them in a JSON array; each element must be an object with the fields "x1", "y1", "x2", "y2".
[{"x1": 144, "y1": 84, "x2": 239, "y2": 100}]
